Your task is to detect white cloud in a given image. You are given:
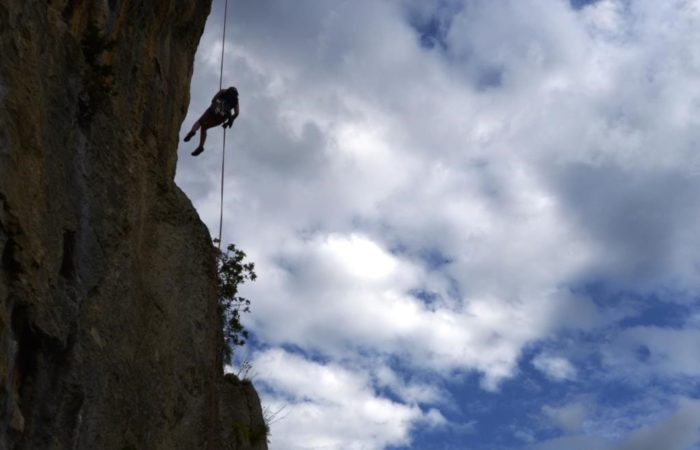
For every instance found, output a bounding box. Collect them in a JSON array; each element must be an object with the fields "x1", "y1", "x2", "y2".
[
  {"x1": 580, "y1": 0, "x2": 626, "y2": 36},
  {"x1": 533, "y1": 353, "x2": 578, "y2": 381},
  {"x1": 245, "y1": 228, "x2": 590, "y2": 390},
  {"x1": 320, "y1": 234, "x2": 399, "y2": 281},
  {"x1": 372, "y1": 365, "x2": 446, "y2": 405},
  {"x1": 251, "y1": 348, "x2": 442, "y2": 450}
]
